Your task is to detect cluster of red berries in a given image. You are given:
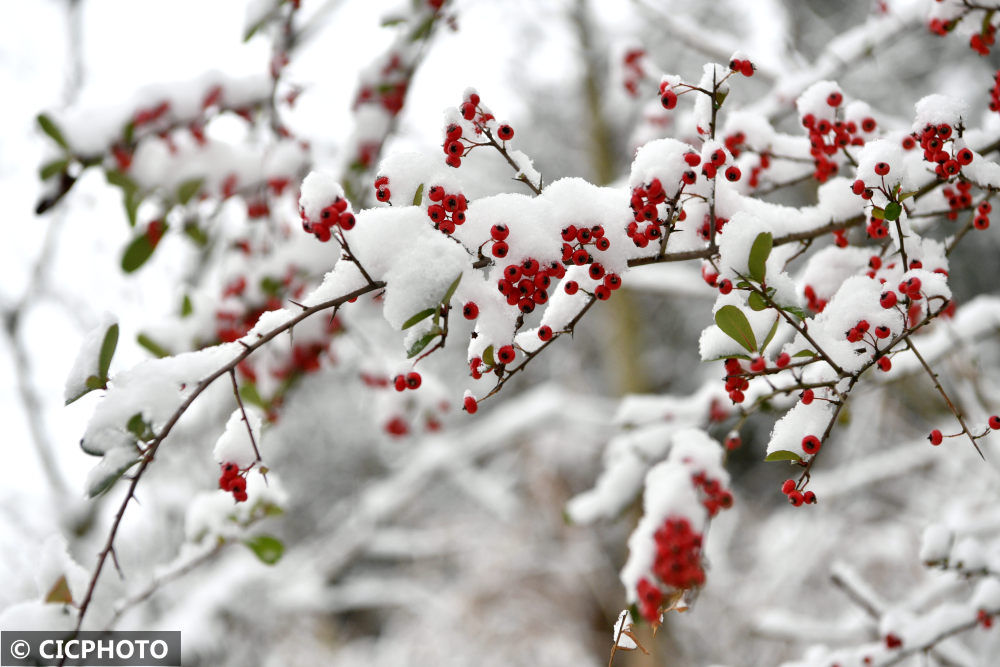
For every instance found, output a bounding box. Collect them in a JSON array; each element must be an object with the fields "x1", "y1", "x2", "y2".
[
  {"x1": 974, "y1": 201, "x2": 992, "y2": 230},
  {"x1": 727, "y1": 57, "x2": 755, "y2": 77},
  {"x1": 971, "y1": 23, "x2": 997, "y2": 55},
  {"x1": 218, "y1": 462, "x2": 248, "y2": 503},
  {"x1": 628, "y1": 176, "x2": 677, "y2": 247},
  {"x1": 802, "y1": 284, "x2": 828, "y2": 313},
  {"x1": 561, "y1": 222, "x2": 612, "y2": 261},
  {"x1": 691, "y1": 471, "x2": 734, "y2": 516},
  {"x1": 443, "y1": 92, "x2": 502, "y2": 168},
  {"x1": 496, "y1": 256, "x2": 560, "y2": 313},
  {"x1": 622, "y1": 48, "x2": 646, "y2": 97},
  {"x1": 845, "y1": 318, "x2": 892, "y2": 346},
  {"x1": 426, "y1": 185, "x2": 468, "y2": 234},
  {"x1": 393, "y1": 371, "x2": 422, "y2": 391},
  {"x1": 928, "y1": 17, "x2": 954, "y2": 36},
  {"x1": 801, "y1": 93, "x2": 877, "y2": 182},
  {"x1": 978, "y1": 609, "x2": 994, "y2": 629},
  {"x1": 941, "y1": 181, "x2": 973, "y2": 220},
  {"x1": 722, "y1": 358, "x2": 750, "y2": 404},
  {"x1": 698, "y1": 213, "x2": 732, "y2": 243},
  {"x1": 637, "y1": 517, "x2": 707, "y2": 622},
  {"x1": 990, "y1": 70, "x2": 1000, "y2": 112},
  {"x1": 780, "y1": 478, "x2": 817, "y2": 507},
  {"x1": 300, "y1": 196, "x2": 355, "y2": 242},
  {"x1": 912, "y1": 122, "x2": 974, "y2": 180},
  {"x1": 562, "y1": 272, "x2": 622, "y2": 301},
  {"x1": 703, "y1": 149, "x2": 741, "y2": 182},
  {"x1": 723, "y1": 133, "x2": 771, "y2": 189},
  {"x1": 354, "y1": 52, "x2": 409, "y2": 116}
]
